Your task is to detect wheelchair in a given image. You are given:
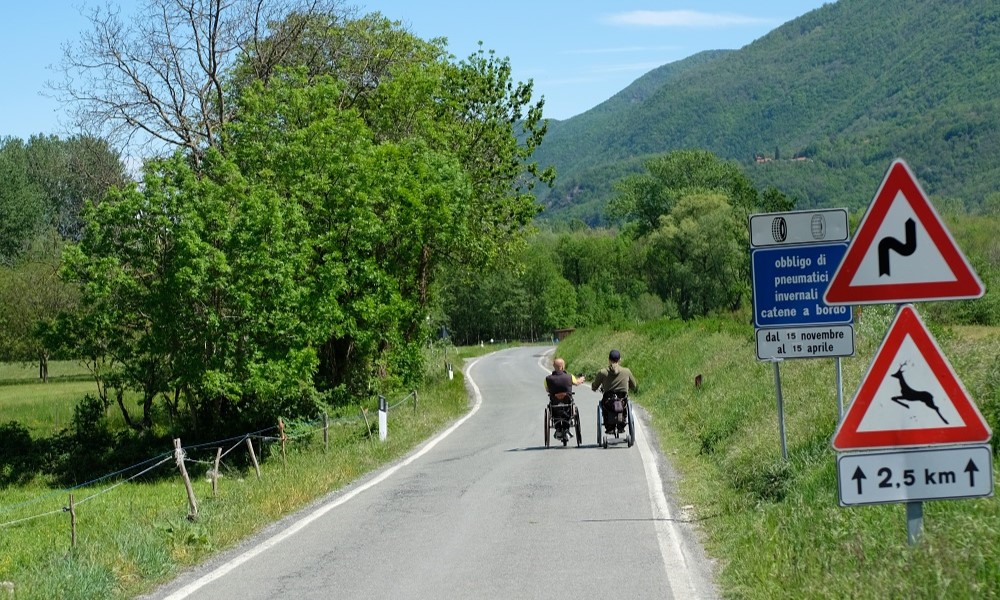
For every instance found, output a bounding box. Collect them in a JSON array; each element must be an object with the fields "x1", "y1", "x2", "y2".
[
  {"x1": 544, "y1": 392, "x2": 582, "y2": 448},
  {"x1": 596, "y1": 390, "x2": 635, "y2": 449}
]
